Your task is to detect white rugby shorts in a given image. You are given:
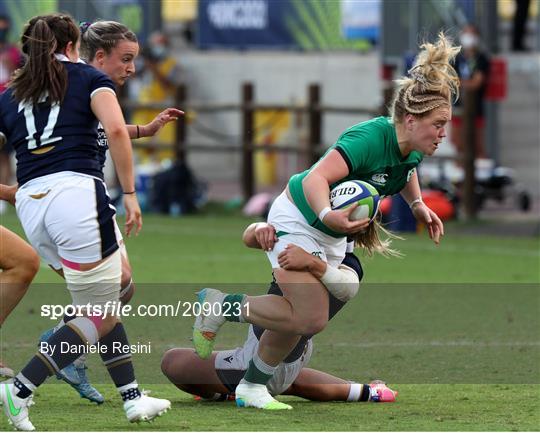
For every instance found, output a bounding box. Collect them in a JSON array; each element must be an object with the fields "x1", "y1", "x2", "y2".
[
  {"x1": 215, "y1": 326, "x2": 313, "y2": 396},
  {"x1": 15, "y1": 171, "x2": 121, "y2": 269},
  {"x1": 266, "y1": 192, "x2": 346, "y2": 268}
]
